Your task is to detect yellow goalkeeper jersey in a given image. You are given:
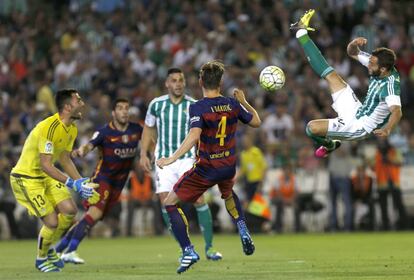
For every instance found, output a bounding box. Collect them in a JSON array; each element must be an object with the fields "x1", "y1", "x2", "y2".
[
  {"x1": 12, "y1": 113, "x2": 77, "y2": 177},
  {"x1": 240, "y1": 146, "x2": 267, "y2": 183}
]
